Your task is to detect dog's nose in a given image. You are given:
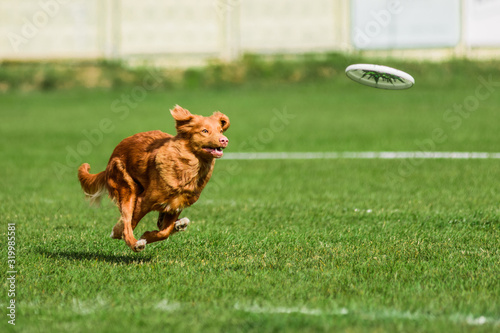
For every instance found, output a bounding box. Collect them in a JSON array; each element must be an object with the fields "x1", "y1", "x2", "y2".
[{"x1": 219, "y1": 136, "x2": 229, "y2": 147}]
